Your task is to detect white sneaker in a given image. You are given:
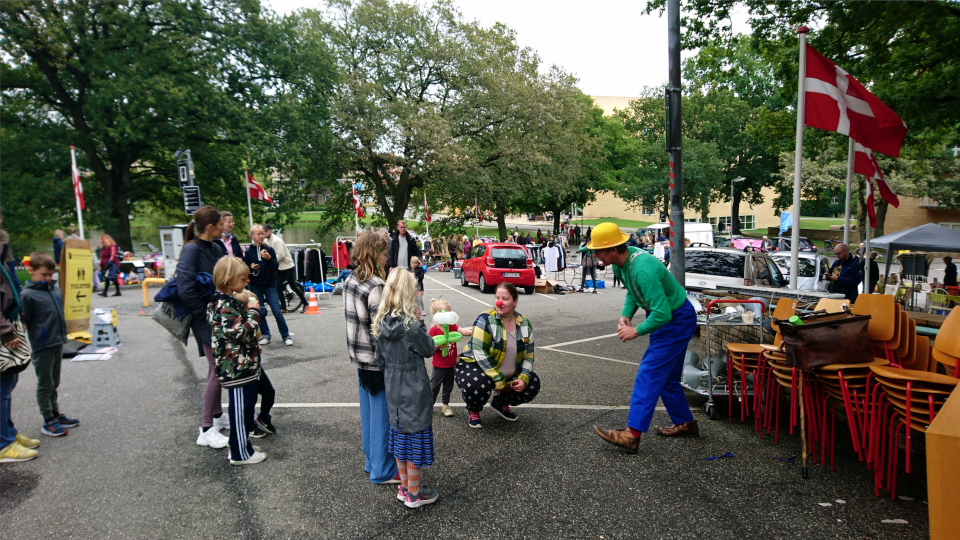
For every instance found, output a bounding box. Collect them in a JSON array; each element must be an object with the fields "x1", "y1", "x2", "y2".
[
  {"x1": 230, "y1": 450, "x2": 267, "y2": 465},
  {"x1": 196, "y1": 427, "x2": 229, "y2": 449},
  {"x1": 284, "y1": 338, "x2": 293, "y2": 346},
  {"x1": 258, "y1": 337, "x2": 270, "y2": 346},
  {"x1": 212, "y1": 414, "x2": 230, "y2": 432}
]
